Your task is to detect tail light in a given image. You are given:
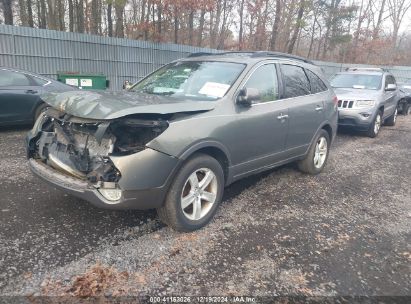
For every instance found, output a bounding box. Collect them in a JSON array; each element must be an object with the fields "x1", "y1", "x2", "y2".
[{"x1": 332, "y1": 96, "x2": 339, "y2": 109}]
